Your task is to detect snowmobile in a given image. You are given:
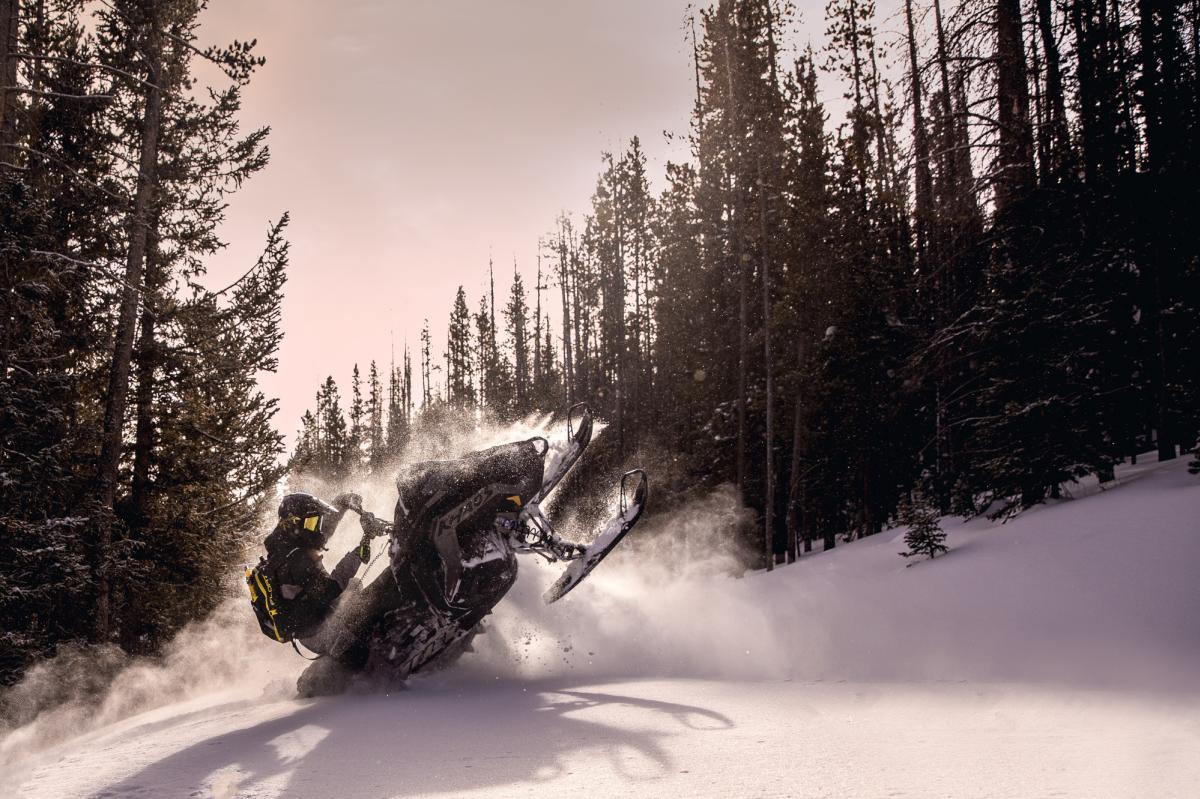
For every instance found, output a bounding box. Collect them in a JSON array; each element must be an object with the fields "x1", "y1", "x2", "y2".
[{"x1": 296, "y1": 403, "x2": 646, "y2": 696}]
